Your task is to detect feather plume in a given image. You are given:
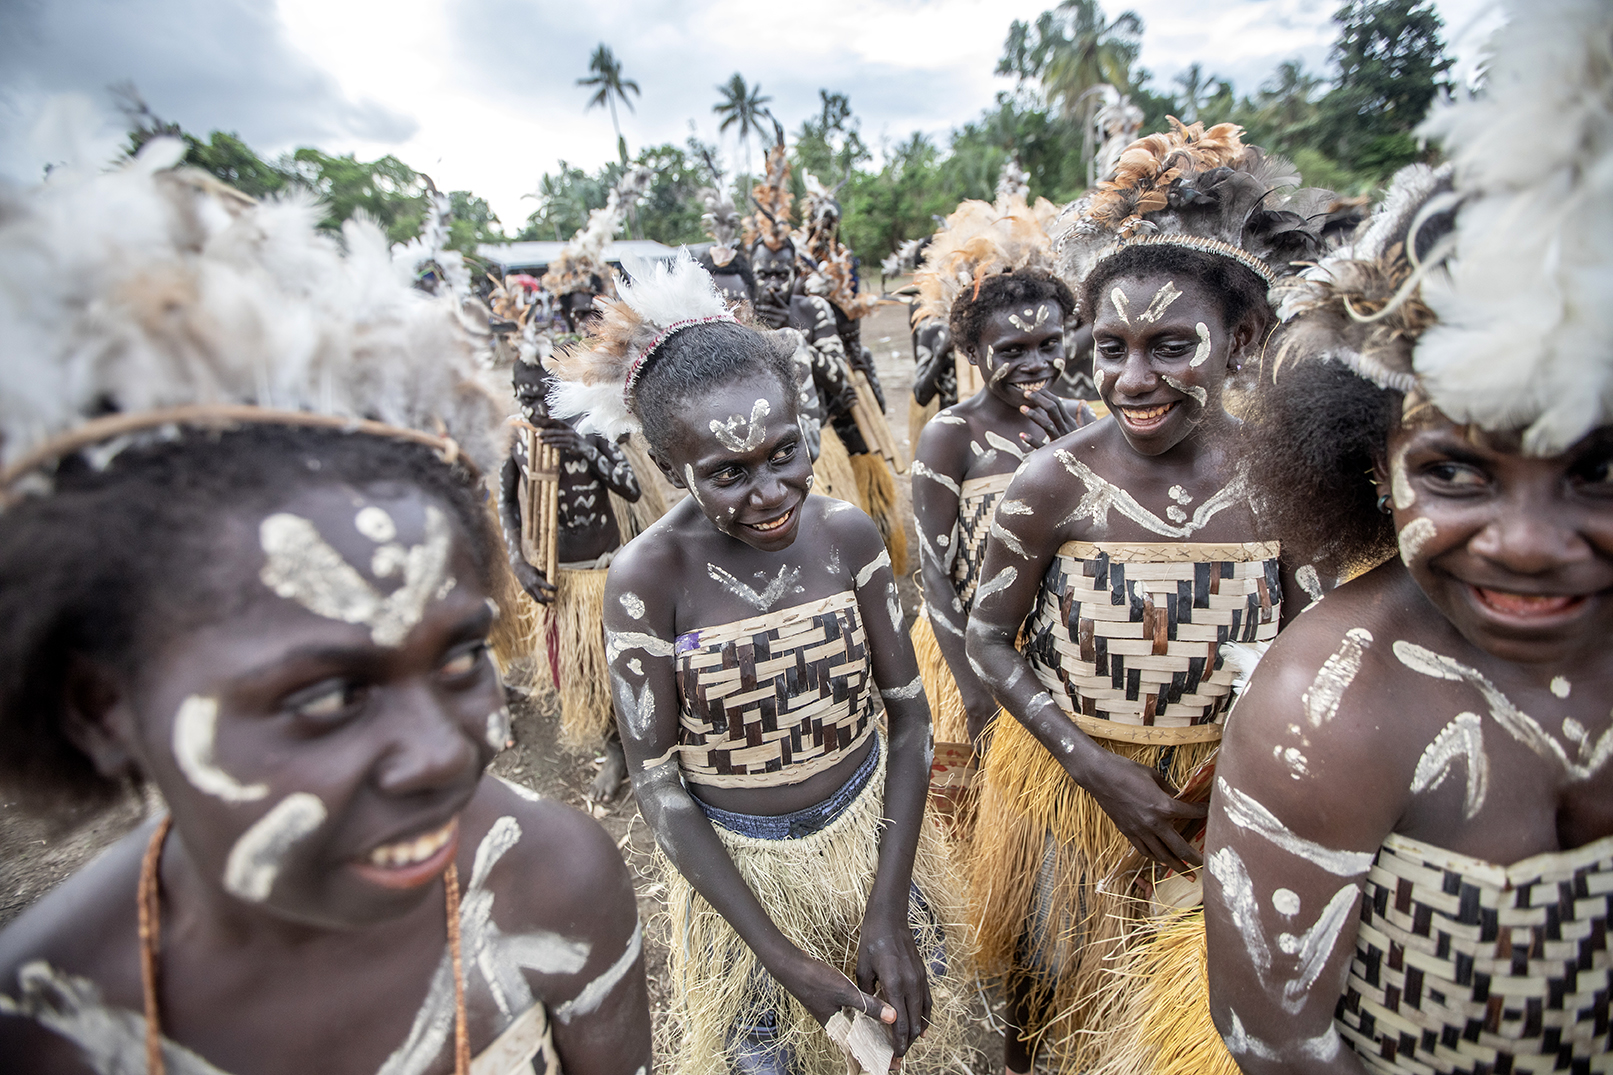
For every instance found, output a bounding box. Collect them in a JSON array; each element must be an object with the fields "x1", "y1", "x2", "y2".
[
  {"x1": 741, "y1": 139, "x2": 794, "y2": 253},
  {"x1": 392, "y1": 186, "x2": 471, "y2": 301},
  {"x1": 1412, "y1": 0, "x2": 1613, "y2": 454},
  {"x1": 913, "y1": 195, "x2": 1059, "y2": 327},
  {"x1": 542, "y1": 165, "x2": 652, "y2": 298},
  {"x1": 546, "y1": 249, "x2": 731, "y2": 439},
  {"x1": 0, "y1": 139, "x2": 507, "y2": 480},
  {"x1": 794, "y1": 171, "x2": 877, "y2": 321}
]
